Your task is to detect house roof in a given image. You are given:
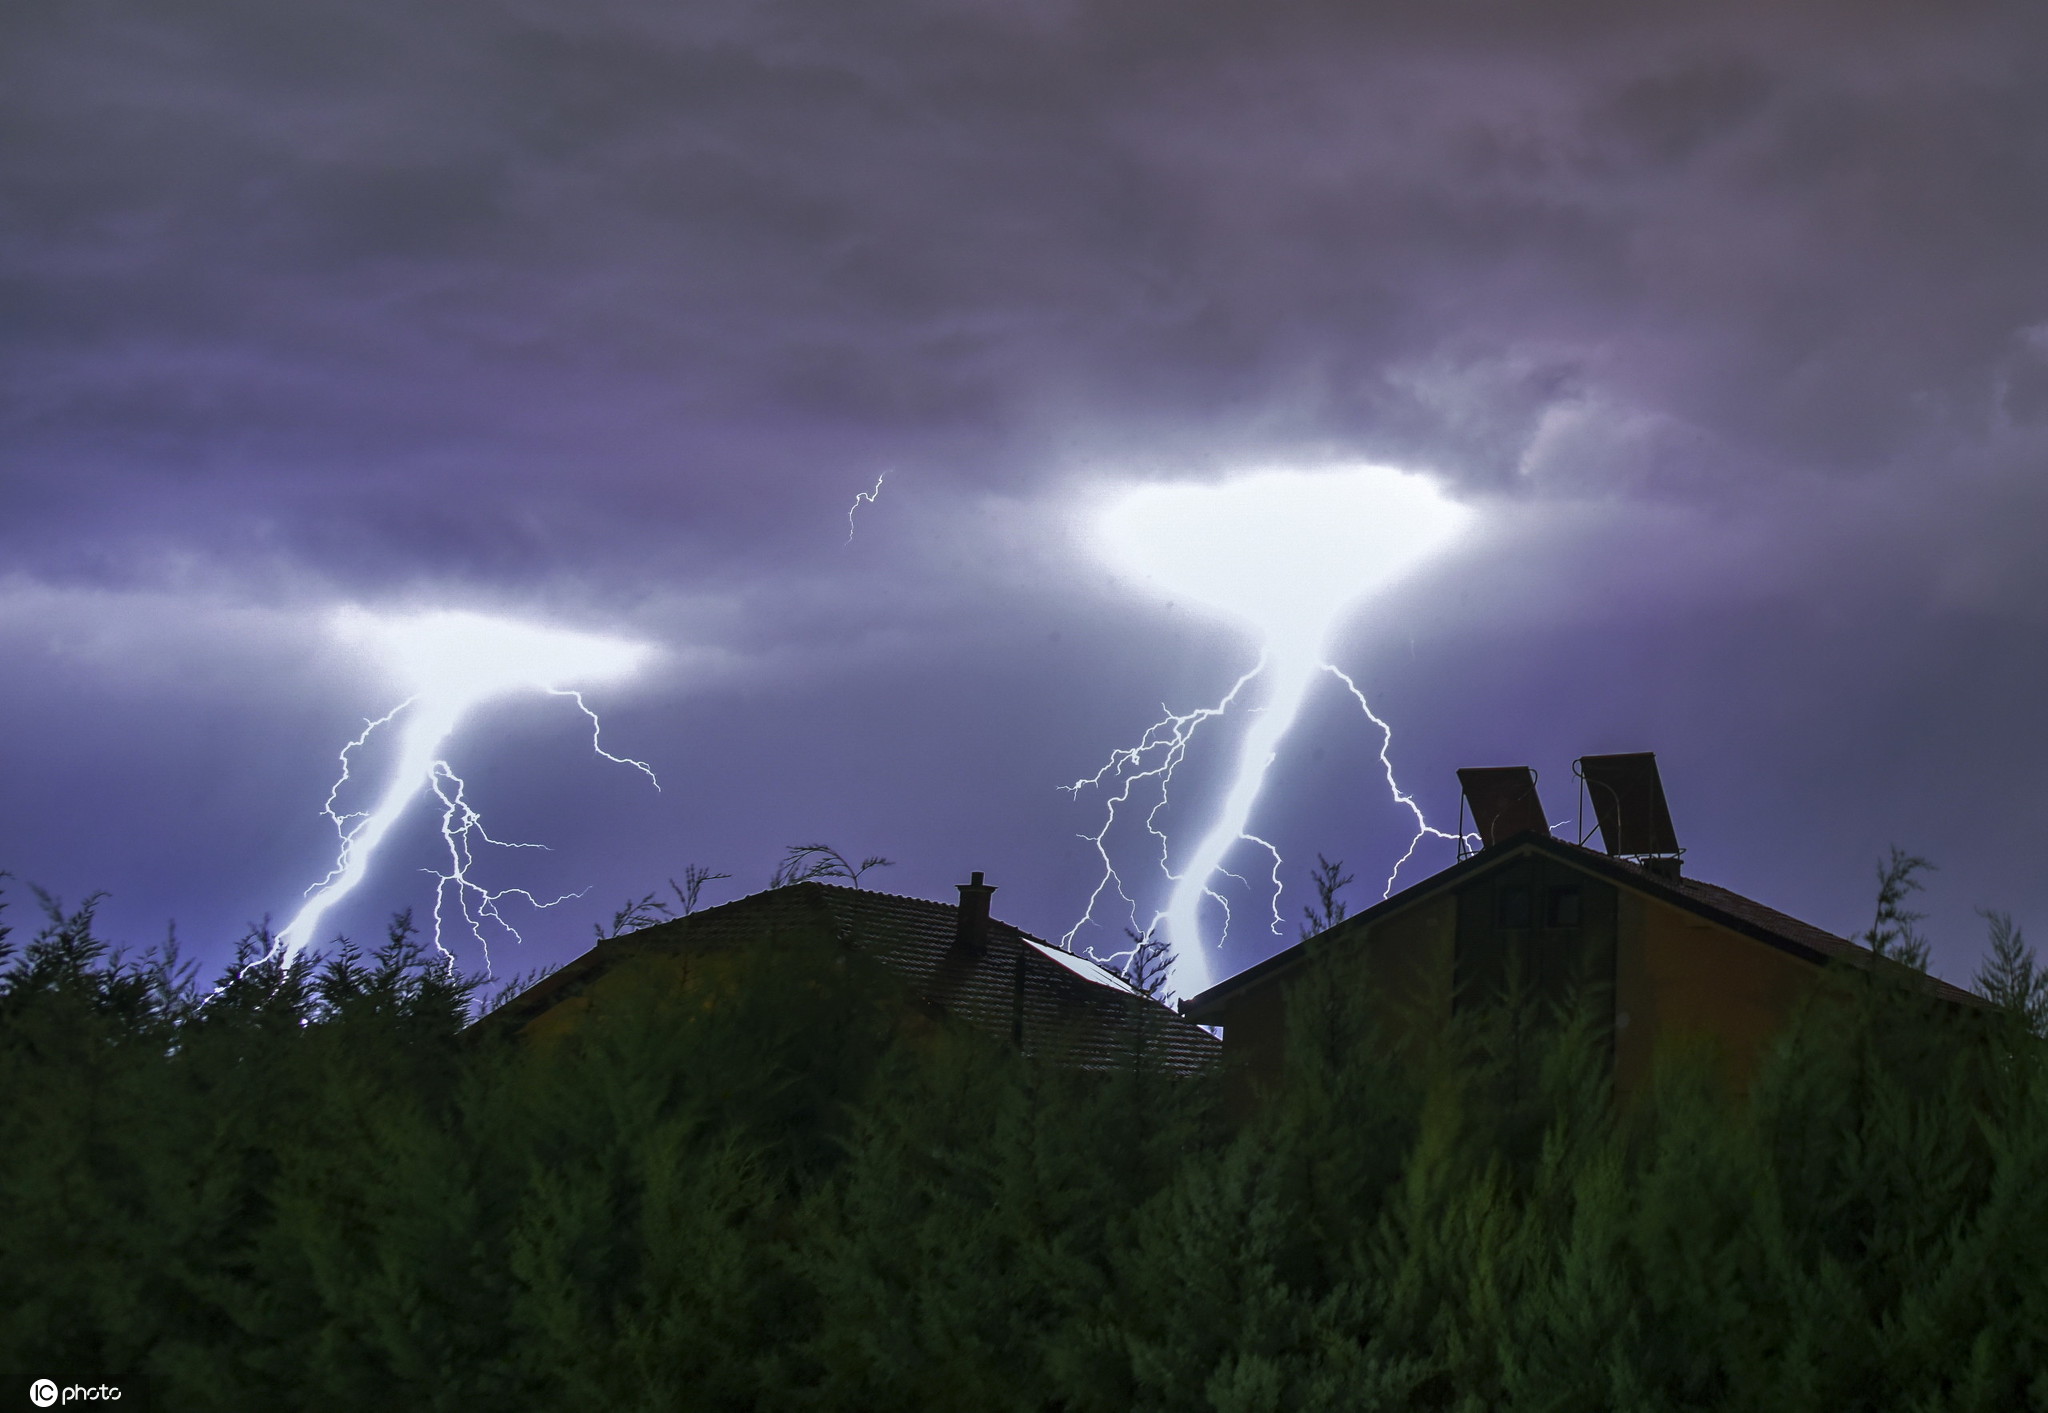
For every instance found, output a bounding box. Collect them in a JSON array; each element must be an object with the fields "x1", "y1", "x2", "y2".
[
  {"x1": 1181, "y1": 832, "x2": 1991, "y2": 1021},
  {"x1": 477, "y1": 880, "x2": 1221, "y2": 1074}
]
